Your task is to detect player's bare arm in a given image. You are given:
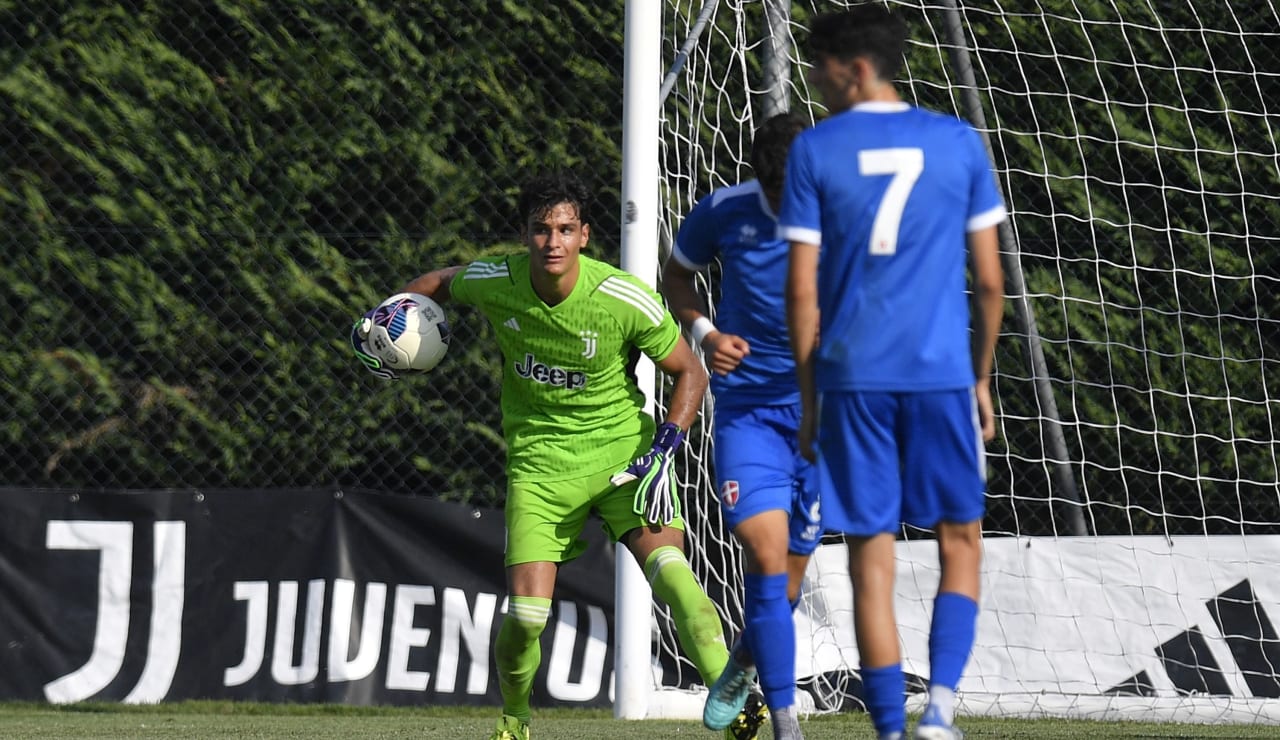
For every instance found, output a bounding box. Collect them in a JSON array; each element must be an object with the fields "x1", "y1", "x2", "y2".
[
  {"x1": 968, "y1": 224, "x2": 1004, "y2": 442},
  {"x1": 654, "y1": 336, "x2": 710, "y2": 431},
  {"x1": 400, "y1": 265, "x2": 467, "y2": 304},
  {"x1": 785, "y1": 241, "x2": 821, "y2": 461},
  {"x1": 660, "y1": 259, "x2": 750, "y2": 376}
]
